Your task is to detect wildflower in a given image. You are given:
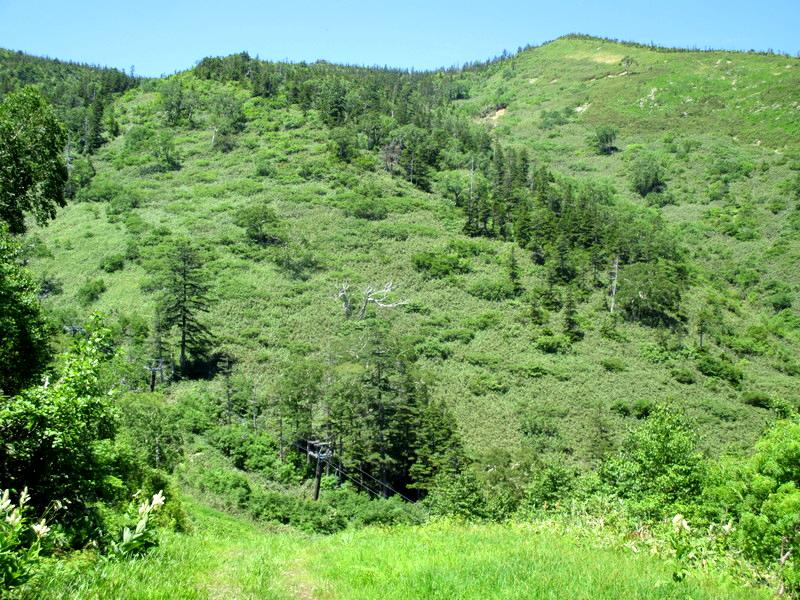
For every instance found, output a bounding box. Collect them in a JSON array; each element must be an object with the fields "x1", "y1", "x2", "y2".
[
  {"x1": 138, "y1": 501, "x2": 150, "y2": 517},
  {"x1": 671, "y1": 513, "x2": 690, "y2": 533},
  {"x1": 6, "y1": 509, "x2": 22, "y2": 526},
  {"x1": 18, "y1": 487, "x2": 30, "y2": 507},
  {"x1": 721, "y1": 520, "x2": 734, "y2": 534},
  {"x1": 32, "y1": 519, "x2": 50, "y2": 538},
  {"x1": 150, "y1": 490, "x2": 165, "y2": 510},
  {"x1": 0, "y1": 489, "x2": 11, "y2": 512}
]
